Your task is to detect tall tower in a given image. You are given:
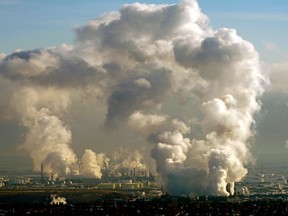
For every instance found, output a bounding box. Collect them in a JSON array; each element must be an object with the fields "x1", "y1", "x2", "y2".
[
  {"x1": 40, "y1": 162, "x2": 44, "y2": 182},
  {"x1": 226, "y1": 182, "x2": 235, "y2": 196}
]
